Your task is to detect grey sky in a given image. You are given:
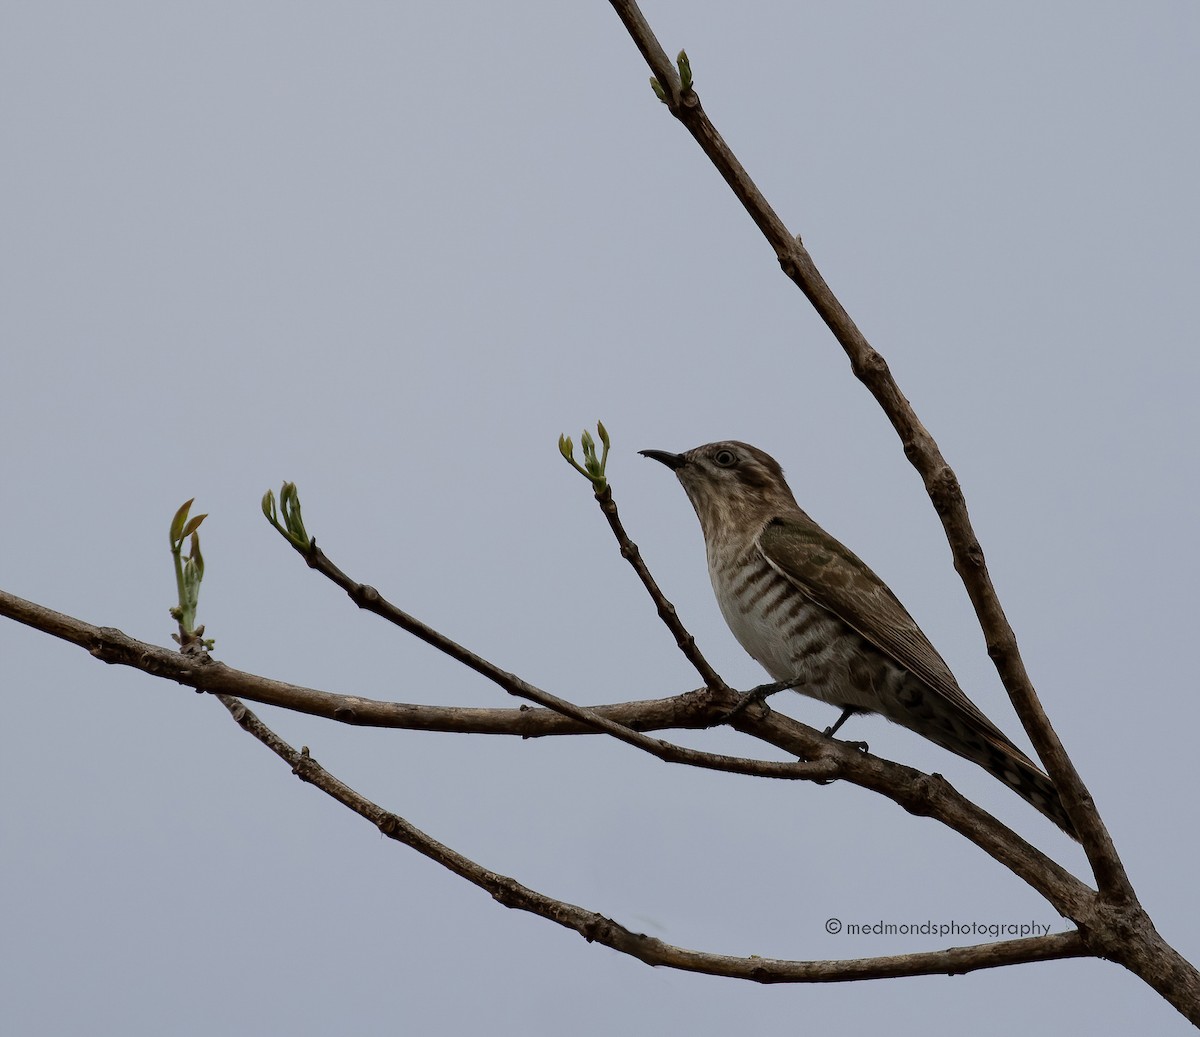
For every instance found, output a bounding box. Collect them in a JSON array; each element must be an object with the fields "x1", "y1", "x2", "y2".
[{"x1": 3, "y1": 3, "x2": 1197, "y2": 1034}]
